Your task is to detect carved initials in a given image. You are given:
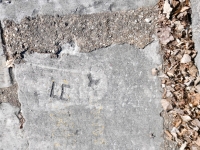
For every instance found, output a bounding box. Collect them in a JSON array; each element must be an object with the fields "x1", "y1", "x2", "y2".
[{"x1": 50, "y1": 81, "x2": 70, "y2": 100}]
